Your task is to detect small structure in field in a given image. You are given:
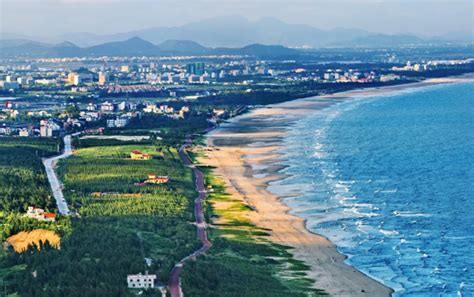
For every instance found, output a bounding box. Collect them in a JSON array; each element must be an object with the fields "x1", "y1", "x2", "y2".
[
  {"x1": 146, "y1": 174, "x2": 169, "y2": 184},
  {"x1": 135, "y1": 174, "x2": 169, "y2": 186},
  {"x1": 127, "y1": 271, "x2": 157, "y2": 289},
  {"x1": 25, "y1": 207, "x2": 56, "y2": 222},
  {"x1": 130, "y1": 150, "x2": 152, "y2": 160}
]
